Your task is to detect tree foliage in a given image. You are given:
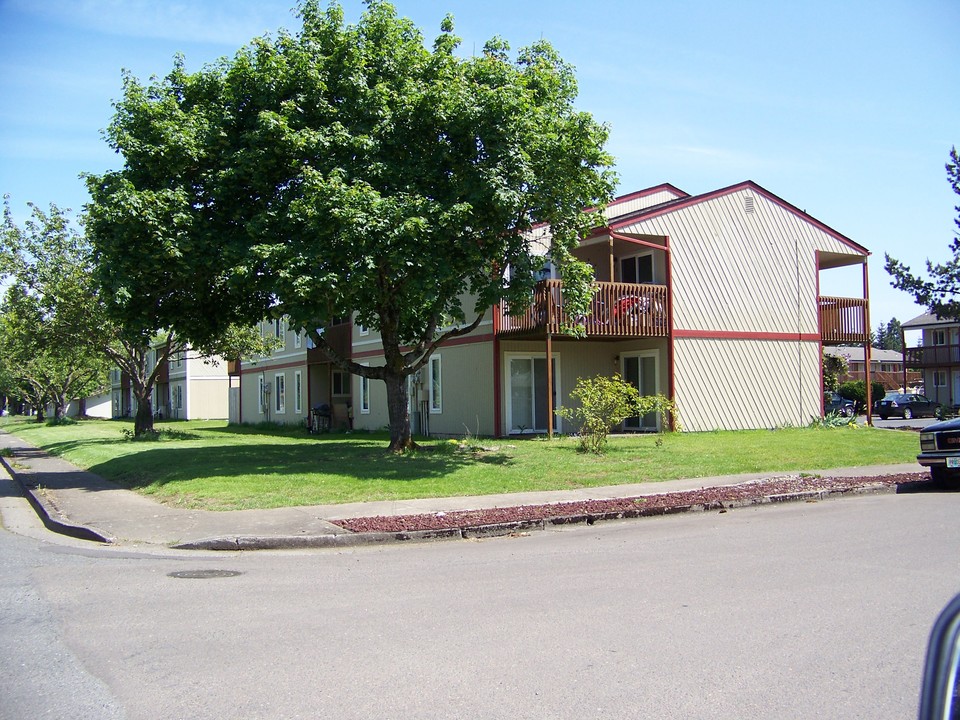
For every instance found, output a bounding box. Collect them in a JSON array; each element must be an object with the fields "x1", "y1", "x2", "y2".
[
  {"x1": 822, "y1": 353, "x2": 848, "y2": 391},
  {"x1": 886, "y1": 147, "x2": 960, "y2": 319},
  {"x1": 838, "y1": 380, "x2": 886, "y2": 413},
  {"x1": 556, "y1": 374, "x2": 678, "y2": 454},
  {"x1": 0, "y1": 200, "x2": 110, "y2": 420},
  {"x1": 873, "y1": 317, "x2": 903, "y2": 352},
  {"x1": 84, "y1": 0, "x2": 616, "y2": 451}
]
